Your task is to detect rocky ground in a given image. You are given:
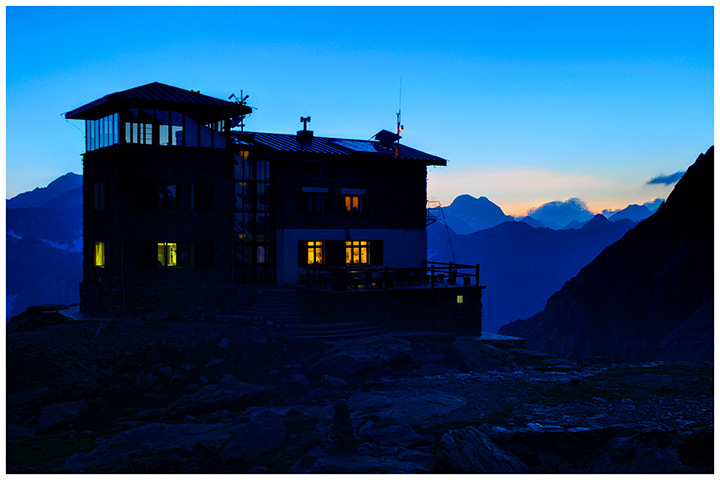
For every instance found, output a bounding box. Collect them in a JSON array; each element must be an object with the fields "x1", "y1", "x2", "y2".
[{"x1": 6, "y1": 306, "x2": 714, "y2": 473}]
